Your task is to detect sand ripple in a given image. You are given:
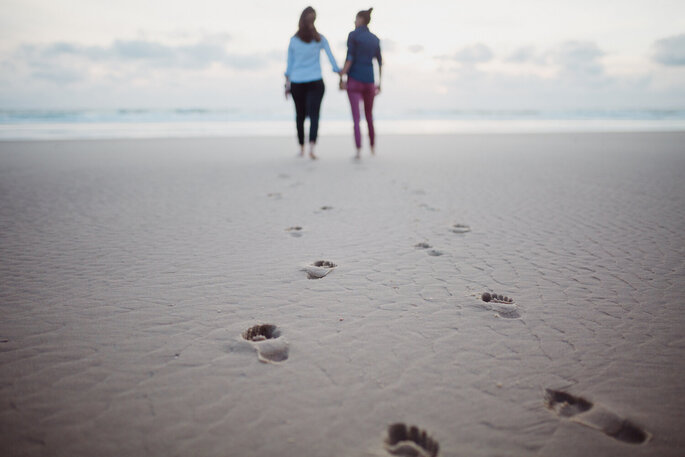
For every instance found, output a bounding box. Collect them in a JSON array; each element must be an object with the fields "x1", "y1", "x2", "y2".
[{"x1": 1, "y1": 134, "x2": 684, "y2": 456}]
